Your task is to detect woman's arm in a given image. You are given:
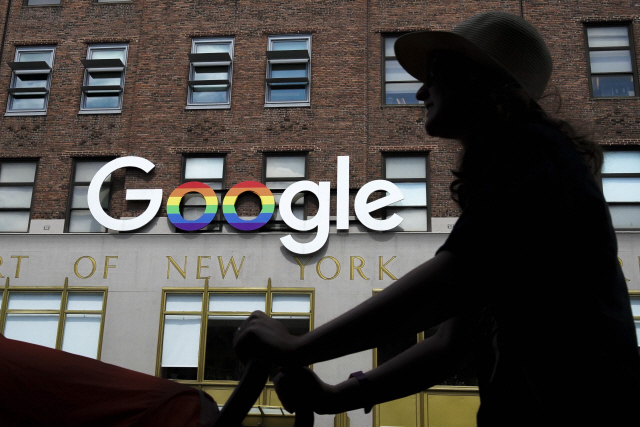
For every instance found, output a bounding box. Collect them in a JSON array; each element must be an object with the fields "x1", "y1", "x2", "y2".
[
  {"x1": 274, "y1": 315, "x2": 478, "y2": 415},
  {"x1": 234, "y1": 250, "x2": 482, "y2": 366}
]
